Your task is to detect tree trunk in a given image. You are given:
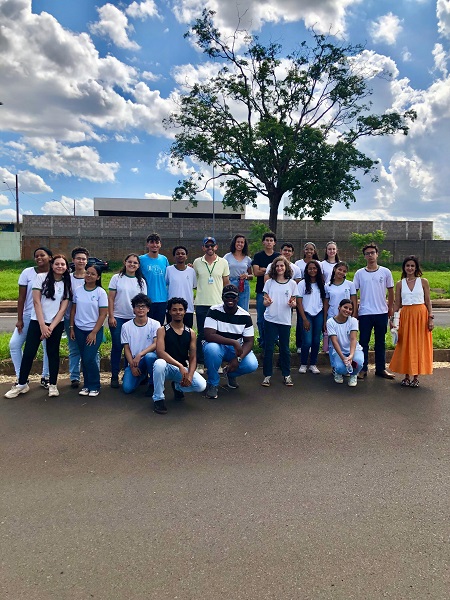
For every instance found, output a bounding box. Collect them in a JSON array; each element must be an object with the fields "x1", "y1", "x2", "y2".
[{"x1": 268, "y1": 193, "x2": 282, "y2": 234}]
